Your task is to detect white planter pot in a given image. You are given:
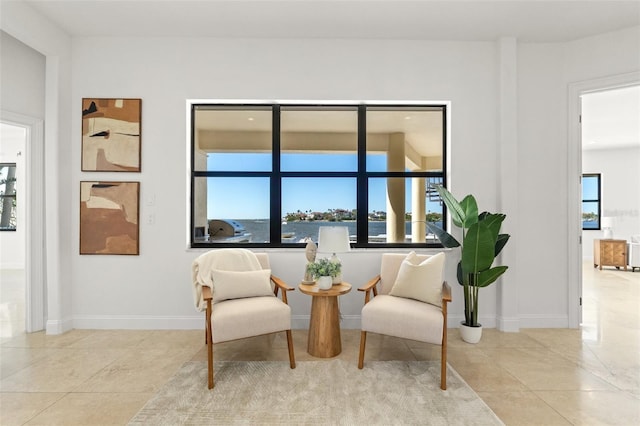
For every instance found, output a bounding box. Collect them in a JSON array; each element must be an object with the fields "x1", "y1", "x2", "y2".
[
  {"x1": 317, "y1": 276, "x2": 333, "y2": 290},
  {"x1": 459, "y1": 321, "x2": 483, "y2": 344}
]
